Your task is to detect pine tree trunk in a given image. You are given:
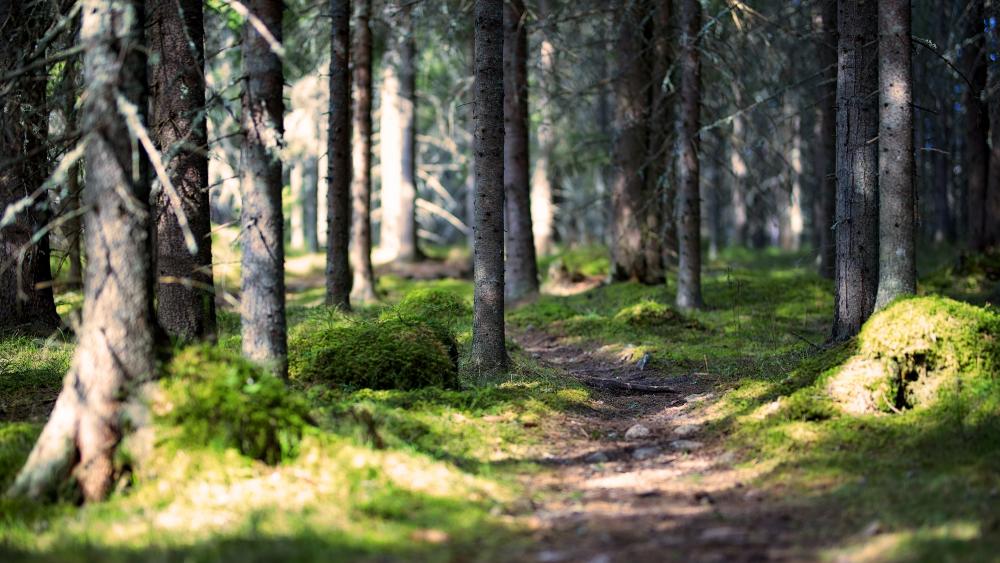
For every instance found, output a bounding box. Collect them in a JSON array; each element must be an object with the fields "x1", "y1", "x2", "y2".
[
  {"x1": 875, "y1": 0, "x2": 916, "y2": 310},
  {"x1": 814, "y1": 0, "x2": 837, "y2": 278},
  {"x1": 675, "y1": 0, "x2": 703, "y2": 310},
  {"x1": 964, "y1": 0, "x2": 990, "y2": 251},
  {"x1": 0, "y1": 0, "x2": 60, "y2": 335},
  {"x1": 9, "y1": 0, "x2": 156, "y2": 502},
  {"x1": 648, "y1": 0, "x2": 674, "y2": 268},
  {"x1": 58, "y1": 53, "x2": 84, "y2": 290},
  {"x1": 504, "y1": 0, "x2": 539, "y2": 302},
  {"x1": 833, "y1": 0, "x2": 879, "y2": 340},
  {"x1": 472, "y1": 0, "x2": 507, "y2": 377},
  {"x1": 531, "y1": 0, "x2": 558, "y2": 257},
  {"x1": 326, "y1": 0, "x2": 352, "y2": 310},
  {"x1": 150, "y1": 0, "x2": 216, "y2": 340},
  {"x1": 350, "y1": 0, "x2": 377, "y2": 303},
  {"x1": 985, "y1": 0, "x2": 1000, "y2": 249},
  {"x1": 240, "y1": 0, "x2": 287, "y2": 376}
]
